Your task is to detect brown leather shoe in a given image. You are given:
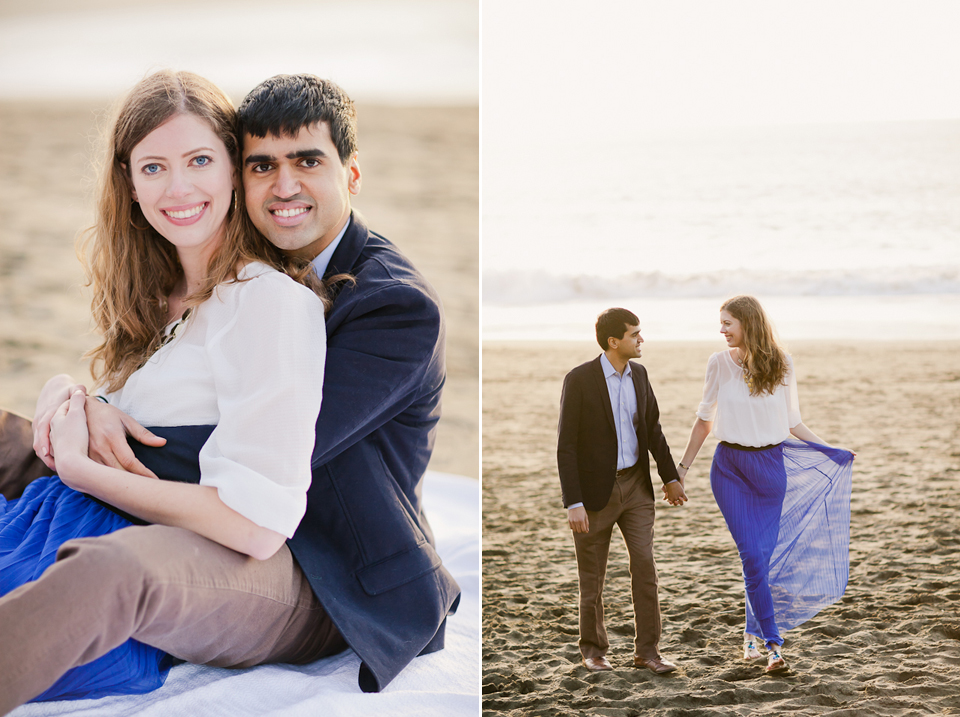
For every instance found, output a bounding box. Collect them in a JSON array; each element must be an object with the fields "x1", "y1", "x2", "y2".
[
  {"x1": 582, "y1": 656, "x2": 613, "y2": 671},
  {"x1": 634, "y1": 655, "x2": 678, "y2": 674}
]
